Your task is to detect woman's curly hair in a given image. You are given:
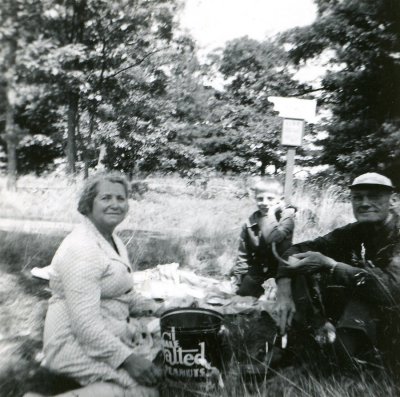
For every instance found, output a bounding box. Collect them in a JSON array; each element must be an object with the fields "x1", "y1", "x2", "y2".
[{"x1": 77, "y1": 172, "x2": 129, "y2": 216}]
